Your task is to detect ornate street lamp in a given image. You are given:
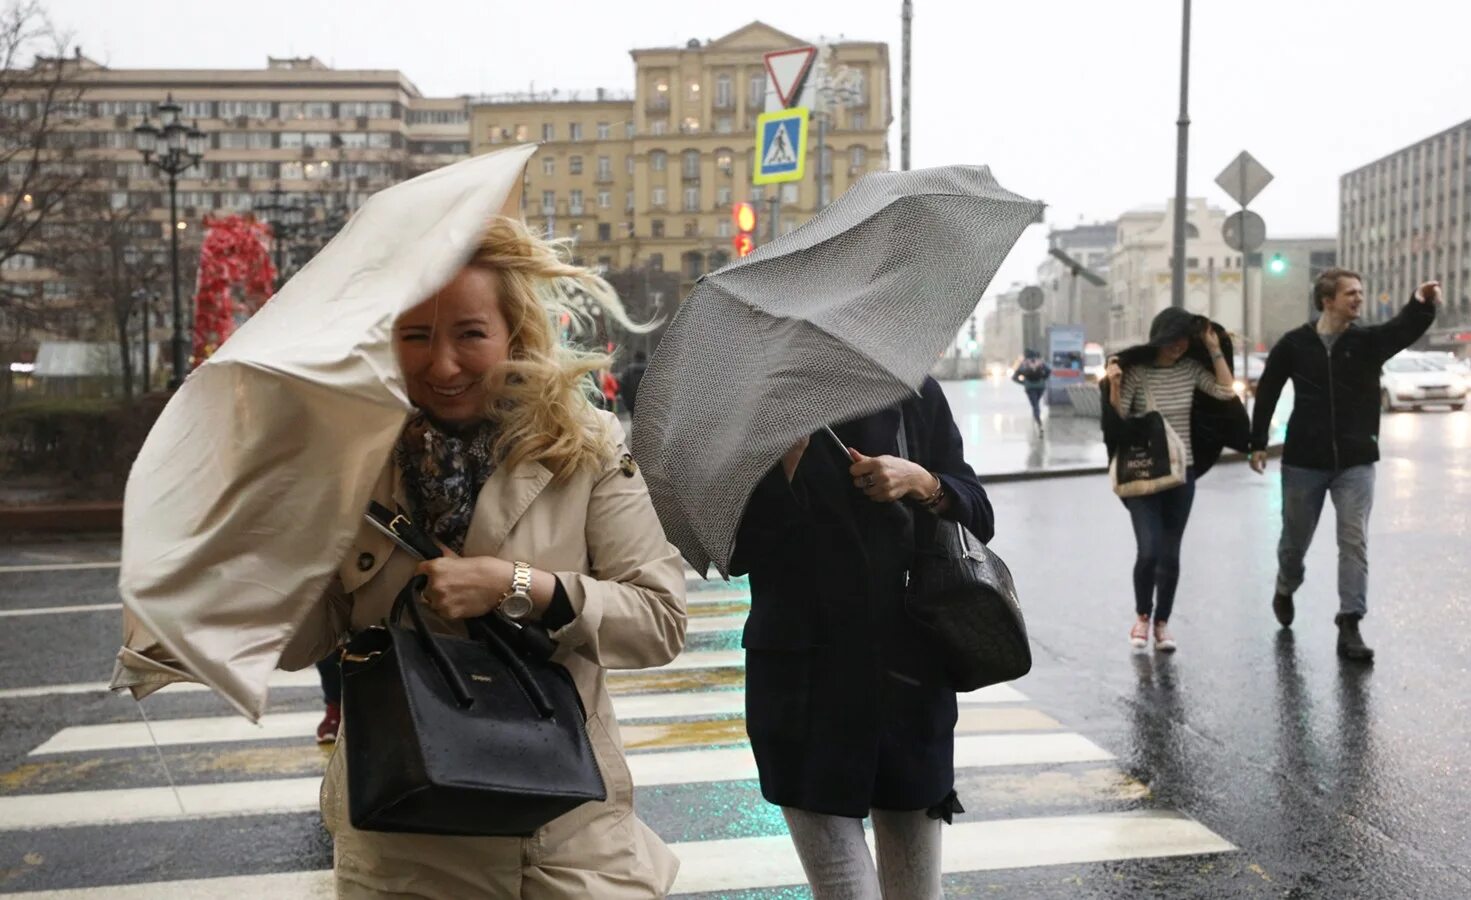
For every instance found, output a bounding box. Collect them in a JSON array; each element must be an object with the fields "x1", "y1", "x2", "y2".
[{"x1": 136, "y1": 94, "x2": 206, "y2": 389}]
